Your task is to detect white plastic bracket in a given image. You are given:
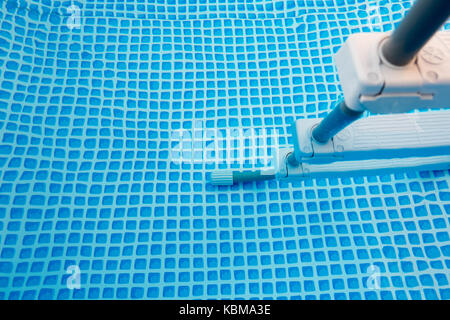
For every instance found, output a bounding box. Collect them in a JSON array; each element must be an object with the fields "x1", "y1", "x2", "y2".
[{"x1": 335, "y1": 31, "x2": 450, "y2": 114}]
